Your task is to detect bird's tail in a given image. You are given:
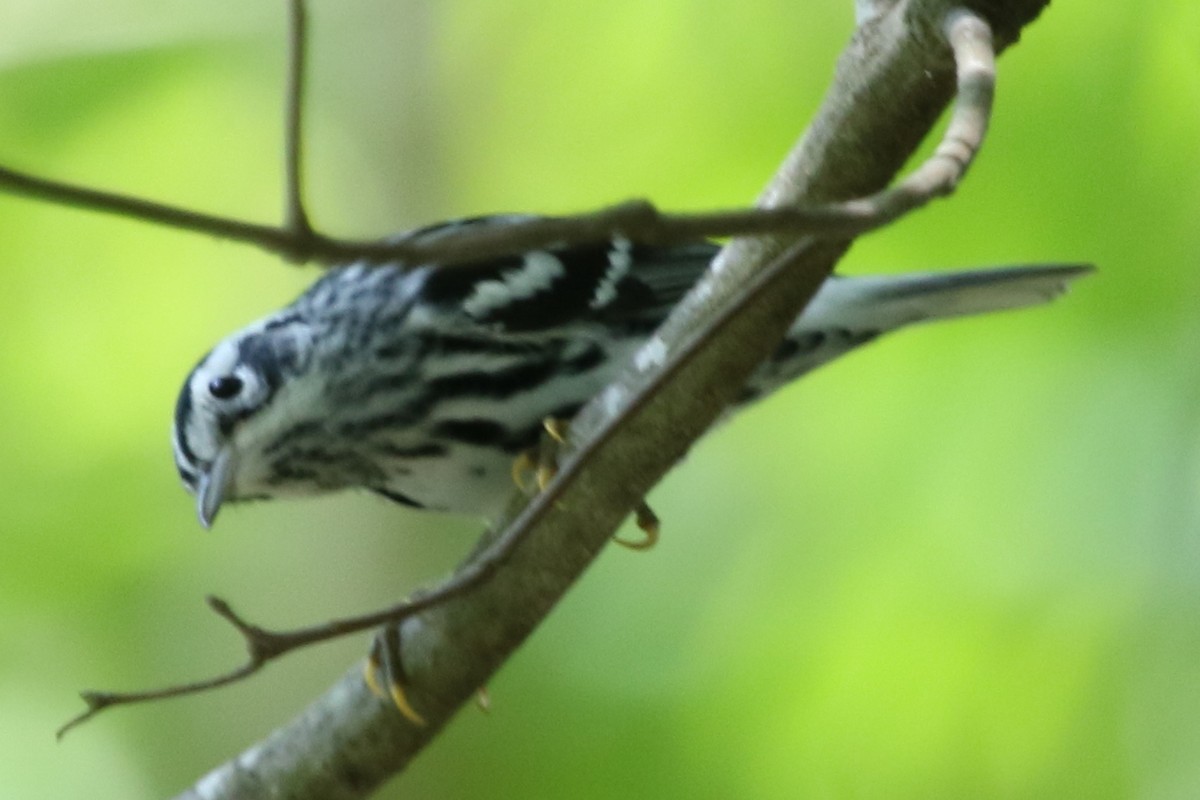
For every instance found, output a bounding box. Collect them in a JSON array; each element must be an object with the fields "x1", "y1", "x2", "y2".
[
  {"x1": 739, "y1": 263, "x2": 1092, "y2": 402},
  {"x1": 800, "y1": 263, "x2": 1094, "y2": 332}
]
